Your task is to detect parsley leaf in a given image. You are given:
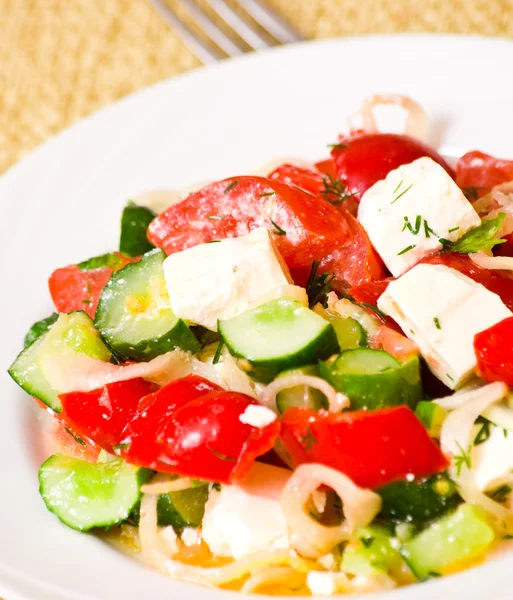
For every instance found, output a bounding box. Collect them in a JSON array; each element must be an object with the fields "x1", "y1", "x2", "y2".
[
  {"x1": 306, "y1": 260, "x2": 335, "y2": 308},
  {"x1": 453, "y1": 441, "x2": 472, "y2": 476},
  {"x1": 444, "y1": 213, "x2": 506, "y2": 254}
]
